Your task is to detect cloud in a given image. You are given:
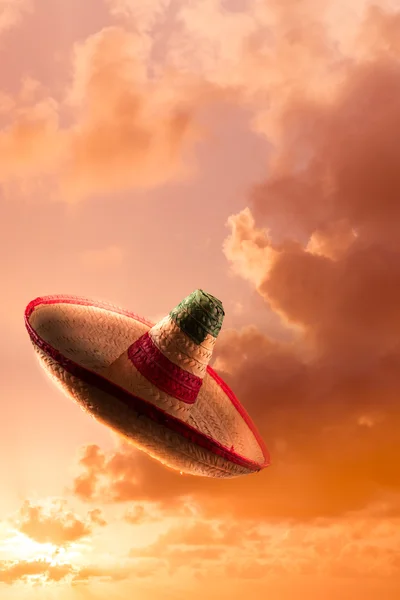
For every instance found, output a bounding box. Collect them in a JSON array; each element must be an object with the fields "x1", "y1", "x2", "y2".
[
  {"x1": 65, "y1": 3, "x2": 400, "y2": 526},
  {"x1": 5, "y1": 510, "x2": 392, "y2": 585},
  {"x1": 4, "y1": 0, "x2": 400, "y2": 205},
  {"x1": 103, "y1": 0, "x2": 365, "y2": 105},
  {"x1": 127, "y1": 515, "x2": 400, "y2": 580},
  {"x1": 0, "y1": 0, "x2": 373, "y2": 203},
  {"x1": 0, "y1": 558, "x2": 134, "y2": 586},
  {"x1": 13, "y1": 499, "x2": 98, "y2": 546},
  {"x1": 147, "y1": 520, "x2": 221, "y2": 548},
  {"x1": 0, "y1": 559, "x2": 73, "y2": 585},
  {"x1": 70, "y1": 564, "x2": 133, "y2": 584},
  {"x1": 123, "y1": 499, "x2": 198, "y2": 525},
  {"x1": 223, "y1": 207, "x2": 277, "y2": 287},
  {"x1": 0, "y1": 26, "x2": 203, "y2": 201},
  {"x1": 105, "y1": 0, "x2": 169, "y2": 31},
  {"x1": 220, "y1": 2, "x2": 400, "y2": 521},
  {"x1": 0, "y1": 94, "x2": 63, "y2": 181},
  {"x1": 124, "y1": 504, "x2": 155, "y2": 525},
  {"x1": 63, "y1": 26, "x2": 201, "y2": 199},
  {"x1": 0, "y1": 0, "x2": 31, "y2": 34},
  {"x1": 88, "y1": 508, "x2": 107, "y2": 527}
]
